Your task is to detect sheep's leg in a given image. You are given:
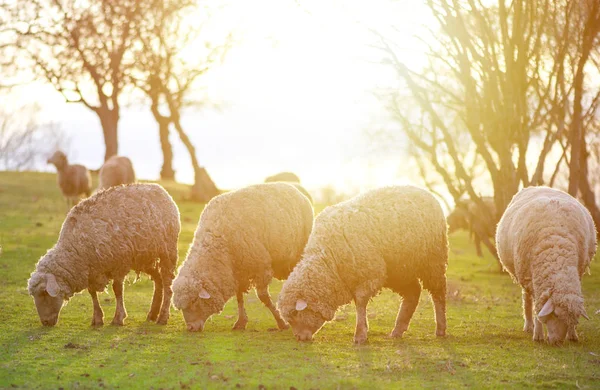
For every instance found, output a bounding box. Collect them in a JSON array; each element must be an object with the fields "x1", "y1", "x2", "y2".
[
  {"x1": 353, "y1": 295, "x2": 370, "y2": 344},
  {"x1": 146, "y1": 269, "x2": 163, "y2": 322},
  {"x1": 533, "y1": 318, "x2": 544, "y2": 342},
  {"x1": 522, "y1": 290, "x2": 534, "y2": 333},
  {"x1": 111, "y1": 277, "x2": 127, "y2": 326},
  {"x1": 89, "y1": 289, "x2": 104, "y2": 326},
  {"x1": 232, "y1": 291, "x2": 248, "y2": 330},
  {"x1": 156, "y1": 267, "x2": 174, "y2": 325},
  {"x1": 430, "y1": 286, "x2": 447, "y2": 337},
  {"x1": 390, "y1": 279, "x2": 421, "y2": 338},
  {"x1": 567, "y1": 325, "x2": 579, "y2": 342},
  {"x1": 256, "y1": 284, "x2": 288, "y2": 330}
]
